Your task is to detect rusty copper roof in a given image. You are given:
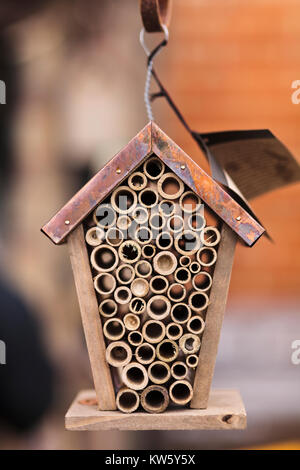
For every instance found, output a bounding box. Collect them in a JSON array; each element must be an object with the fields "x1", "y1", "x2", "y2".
[{"x1": 41, "y1": 122, "x2": 265, "y2": 246}]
